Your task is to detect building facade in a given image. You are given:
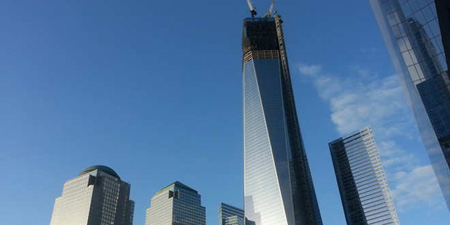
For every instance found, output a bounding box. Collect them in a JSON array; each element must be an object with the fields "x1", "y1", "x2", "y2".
[
  {"x1": 50, "y1": 165, "x2": 134, "y2": 225},
  {"x1": 370, "y1": 0, "x2": 450, "y2": 209},
  {"x1": 242, "y1": 13, "x2": 322, "y2": 225},
  {"x1": 329, "y1": 127, "x2": 400, "y2": 225},
  {"x1": 145, "y1": 181, "x2": 206, "y2": 225},
  {"x1": 219, "y1": 203, "x2": 244, "y2": 225}
]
